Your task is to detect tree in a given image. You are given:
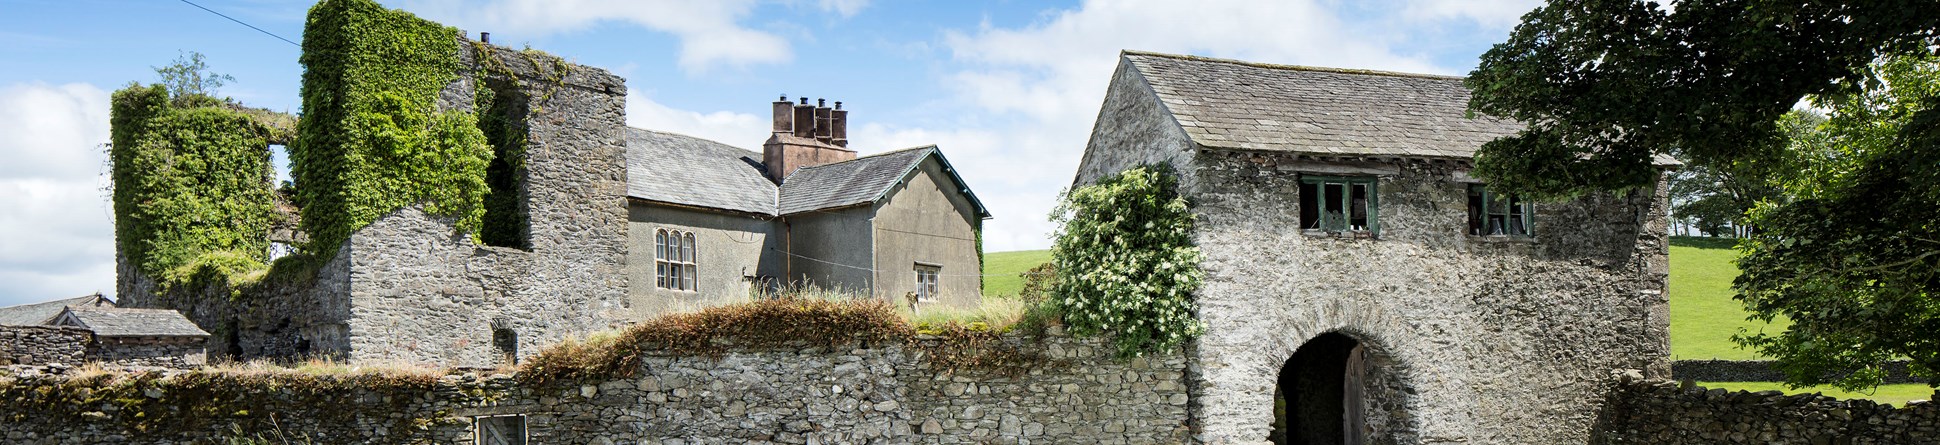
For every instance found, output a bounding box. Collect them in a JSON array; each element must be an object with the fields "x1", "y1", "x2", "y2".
[
  {"x1": 153, "y1": 51, "x2": 235, "y2": 100},
  {"x1": 1734, "y1": 55, "x2": 1940, "y2": 391},
  {"x1": 1667, "y1": 112, "x2": 1824, "y2": 237},
  {"x1": 1466, "y1": 0, "x2": 1939, "y2": 199},
  {"x1": 1469, "y1": 0, "x2": 1940, "y2": 391}
]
